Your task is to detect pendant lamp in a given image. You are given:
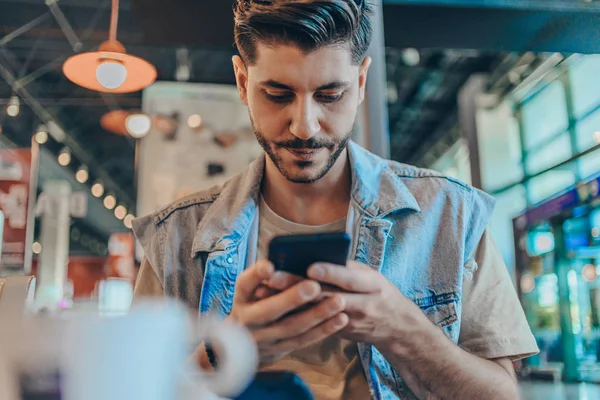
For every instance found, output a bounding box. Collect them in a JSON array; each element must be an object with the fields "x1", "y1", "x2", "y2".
[{"x1": 63, "y1": 0, "x2": 157, "y2": 93}]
